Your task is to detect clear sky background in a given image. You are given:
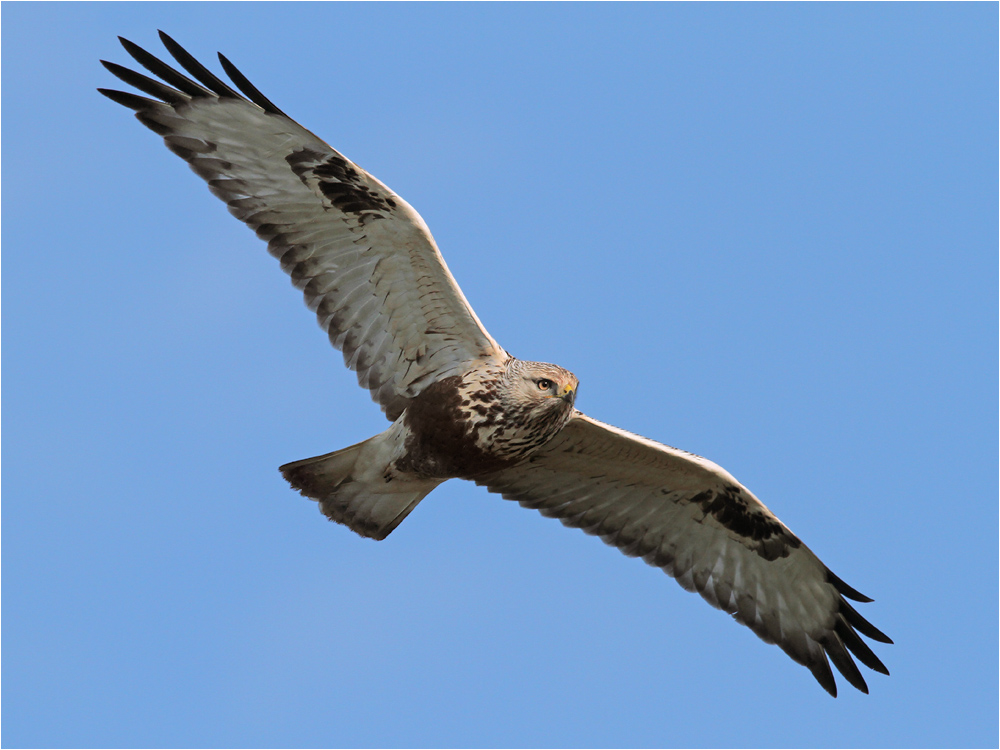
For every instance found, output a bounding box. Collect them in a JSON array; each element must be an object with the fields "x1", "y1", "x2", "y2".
[{"x1": 3, "y1": 3, "x2": 997, "y2": 748}]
